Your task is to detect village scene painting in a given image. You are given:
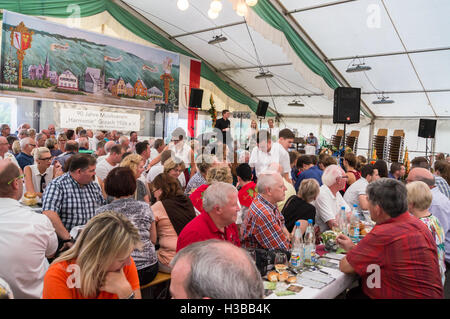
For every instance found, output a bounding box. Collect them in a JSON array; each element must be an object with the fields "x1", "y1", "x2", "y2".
[{"x1": 0, "y1": 11, "x2": 180, "y2": 109}]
